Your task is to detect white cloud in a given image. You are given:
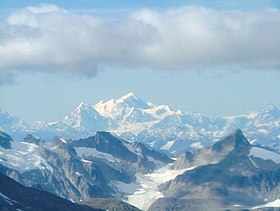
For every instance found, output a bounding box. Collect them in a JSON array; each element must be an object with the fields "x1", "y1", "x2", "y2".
[{"x1": 0, "y1": 4, "x2": 279, "y2": 79}]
